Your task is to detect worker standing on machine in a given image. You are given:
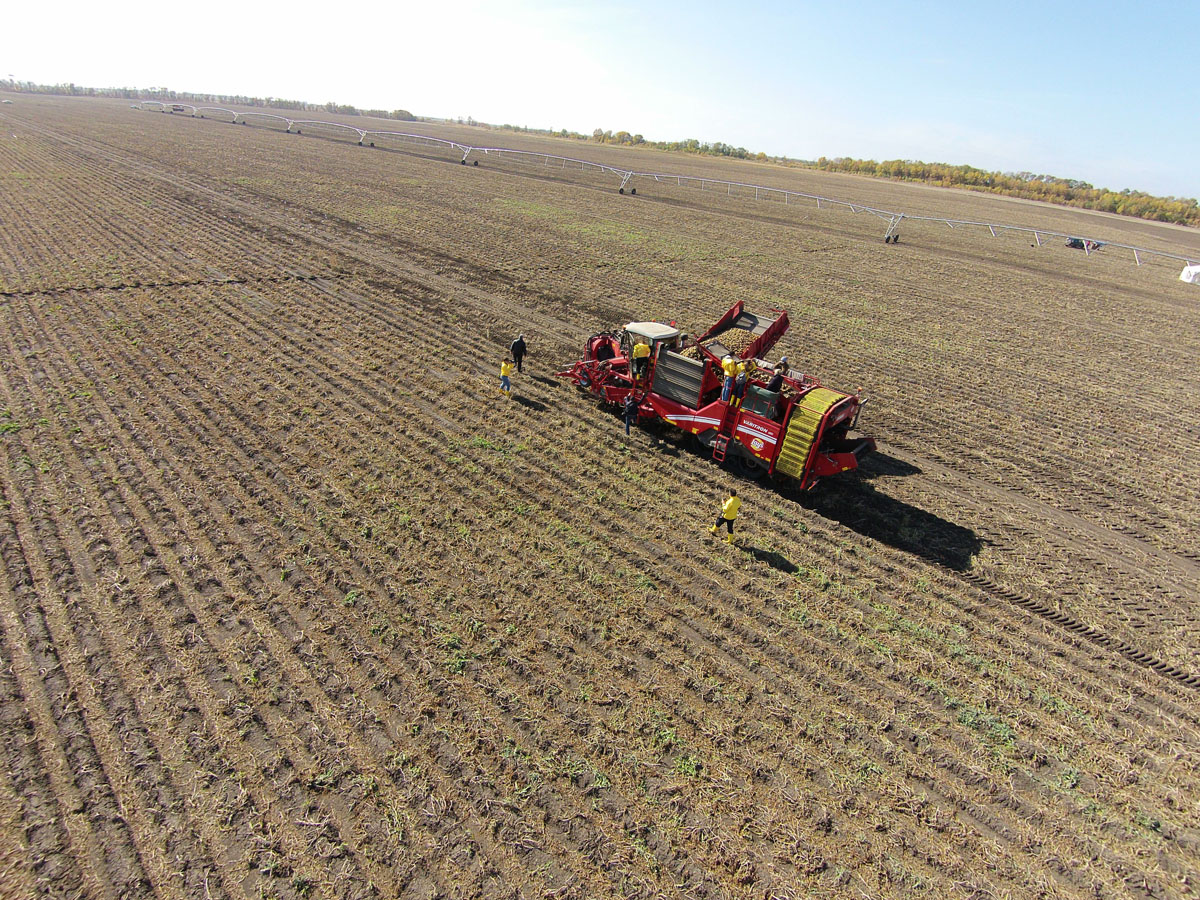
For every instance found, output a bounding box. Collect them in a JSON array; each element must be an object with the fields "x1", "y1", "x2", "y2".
[
  {"x1": 510, "y1": 334, "x2": 528, "y2": 373},
  {"x1": 733, "y1": 360, "x2": 753, "y2": 406},
  {"x1": 765, "y1": 364, "x2": 784, "y2": 393},
  {"x1": 720, "y1": 355, "x2": 738, "y2": 402},
  {"x1": 709, "y1": 488, "x2": 742, "y2": 544},
  {"x1": 631, "y1": 339, "x2": 651, "y2": 380}
]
